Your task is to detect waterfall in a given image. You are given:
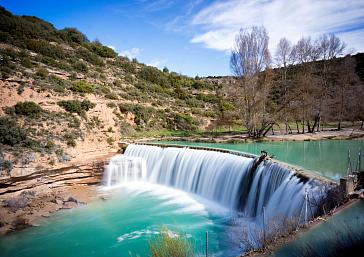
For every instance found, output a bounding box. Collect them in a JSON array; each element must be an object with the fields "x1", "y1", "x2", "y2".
[
  {"x1": 104, "y1": 144, "x2": 324, "y2": 221},
  {"x1": 103, "y1": 155, "x2": 147, "y2": 187}
]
